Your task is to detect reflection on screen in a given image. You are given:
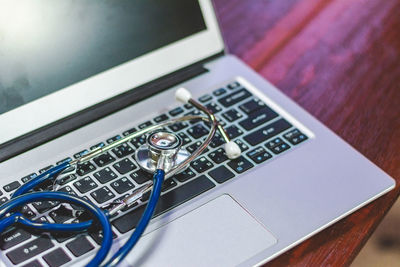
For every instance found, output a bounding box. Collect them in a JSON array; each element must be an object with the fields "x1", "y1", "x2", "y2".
[{"x1": 0, "y1": 0, "x2": 206, "y2": 114}]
